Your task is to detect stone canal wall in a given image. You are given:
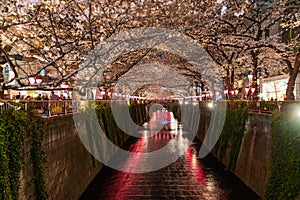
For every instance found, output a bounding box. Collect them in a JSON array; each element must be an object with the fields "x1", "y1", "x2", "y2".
[
  {"x1": 19, "y1": 104, "x2": 147, "y2": 200},
  {"x1": 19, "y1": 114, "x2": 103, "y2": 200},
  {"x1": 43, "y1": 115, "x2": 103, "y2": 200},
  {"x1": 180, "y1": 103, "x2": 273, "y2": 198},
  {"x1": 234, "y1": 114, "x2": 272, "y2": 198}
]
